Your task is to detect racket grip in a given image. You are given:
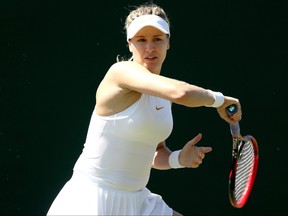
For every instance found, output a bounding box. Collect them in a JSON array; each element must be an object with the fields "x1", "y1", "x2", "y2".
[
  {"x1": 226, "y1": 104, "x2": 241, "y2": 136},
  {"x1": 229, "y1": 122, "x2": 240, "y2": 136}
]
